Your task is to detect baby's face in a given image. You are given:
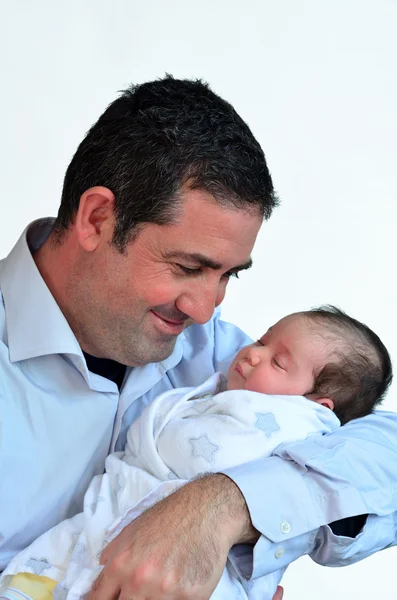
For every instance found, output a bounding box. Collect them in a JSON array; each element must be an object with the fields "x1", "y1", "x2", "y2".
[{"x1": 227, "y1": 314, "x2": 329, "y2": 396}]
